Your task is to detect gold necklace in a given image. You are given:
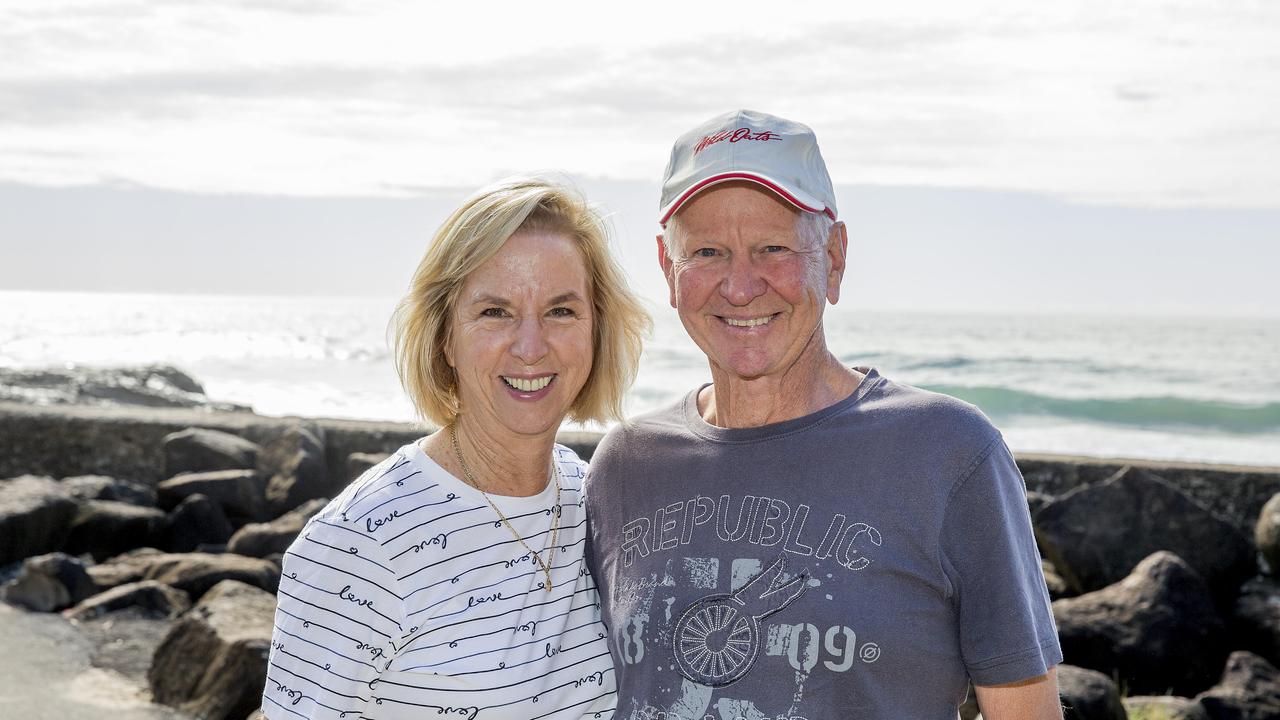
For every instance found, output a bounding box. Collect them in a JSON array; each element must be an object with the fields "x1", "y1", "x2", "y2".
[{"x1": 449, "y1": 425, "x2": 560, "y2": 593}]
